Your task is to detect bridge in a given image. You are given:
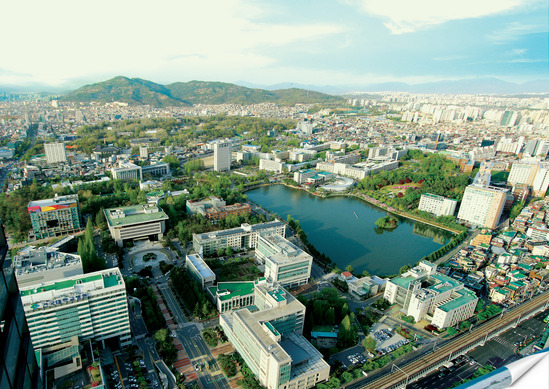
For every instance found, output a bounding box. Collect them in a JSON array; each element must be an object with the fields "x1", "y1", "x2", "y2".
[{"x1": 345, "y1": 290, "x2": 549, "y2": 389}]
